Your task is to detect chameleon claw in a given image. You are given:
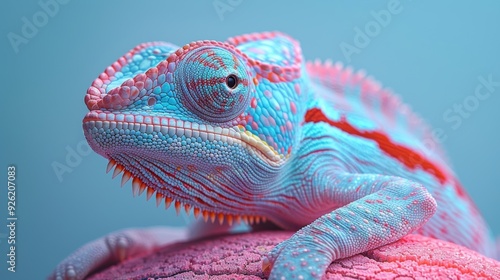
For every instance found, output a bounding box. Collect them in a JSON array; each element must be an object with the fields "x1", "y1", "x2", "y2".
[
  {"x1": 66, "y1": 266, "x2": 77, "y2": 280},
  {"x1": 262, "y1": 256, "x2": 273, "y2": 275},
  {"x1": 116, "y1": 236, "x2": 129, "y2": 261}
]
